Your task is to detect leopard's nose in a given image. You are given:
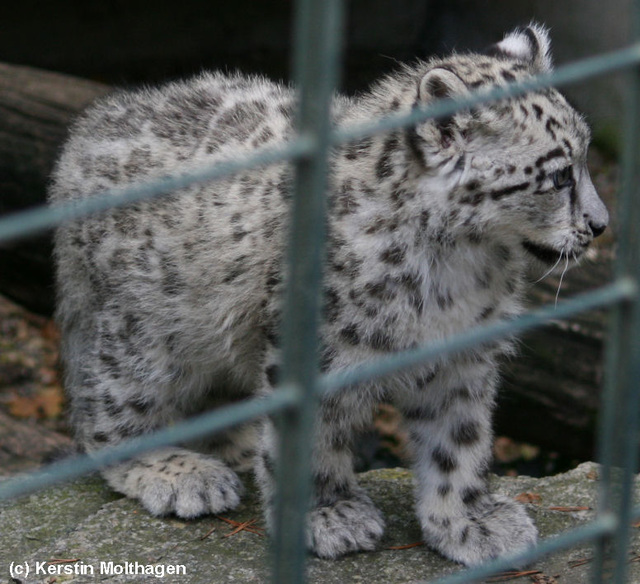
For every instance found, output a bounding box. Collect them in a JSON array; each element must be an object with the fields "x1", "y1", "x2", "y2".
[{"x1": 588, "y1": 218, "x2": 607, "y2": 238}]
